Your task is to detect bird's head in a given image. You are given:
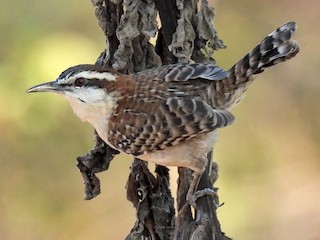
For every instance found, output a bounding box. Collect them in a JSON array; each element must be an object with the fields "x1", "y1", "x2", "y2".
[{"x1": 27, "y1": 64, "x2": 121, "y2": 124}]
